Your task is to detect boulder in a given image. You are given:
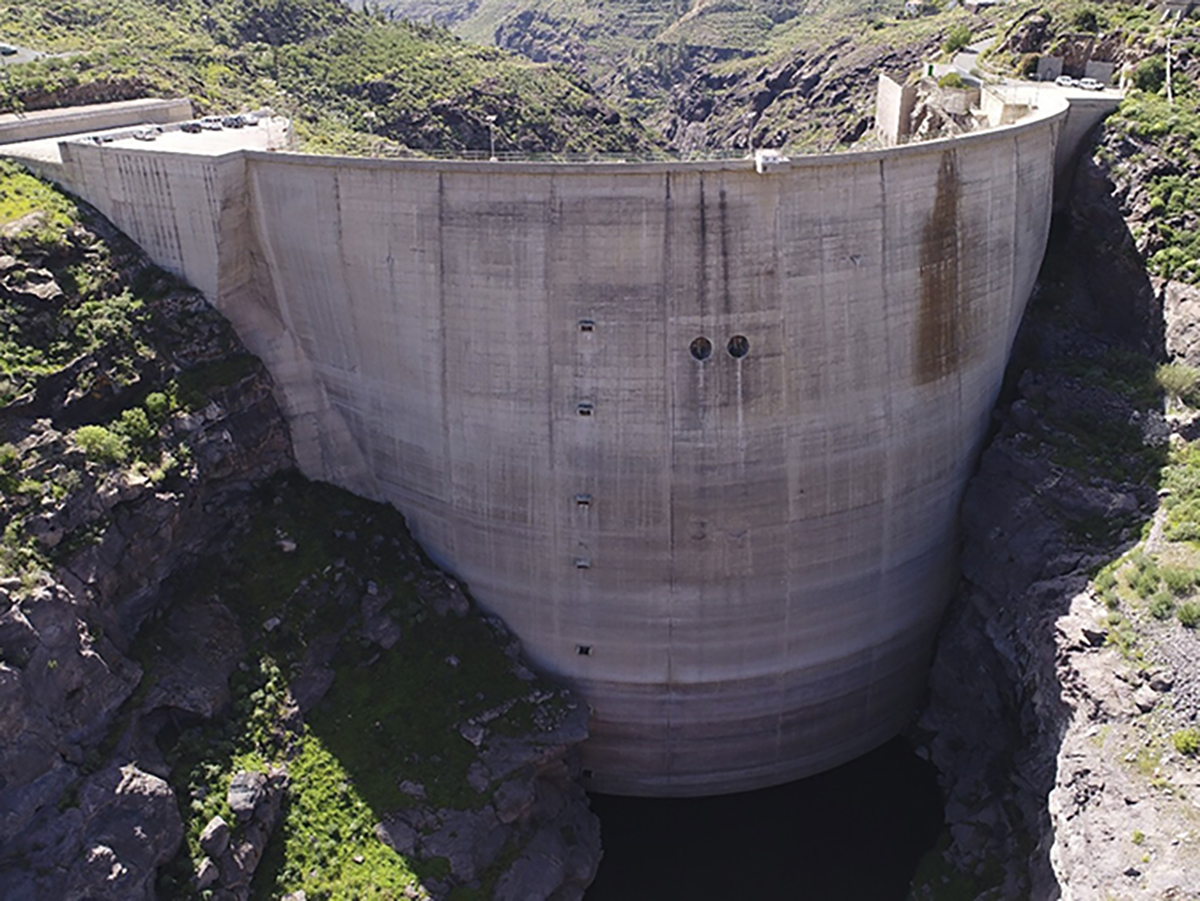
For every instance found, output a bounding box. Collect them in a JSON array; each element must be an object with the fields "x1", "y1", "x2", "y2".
[
  {"x1": 199, "y1": 815, "x2": 231, "y2": 857},
  {"x1": 227, "y1": 771, "x2": 267, "y2": 822}
]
